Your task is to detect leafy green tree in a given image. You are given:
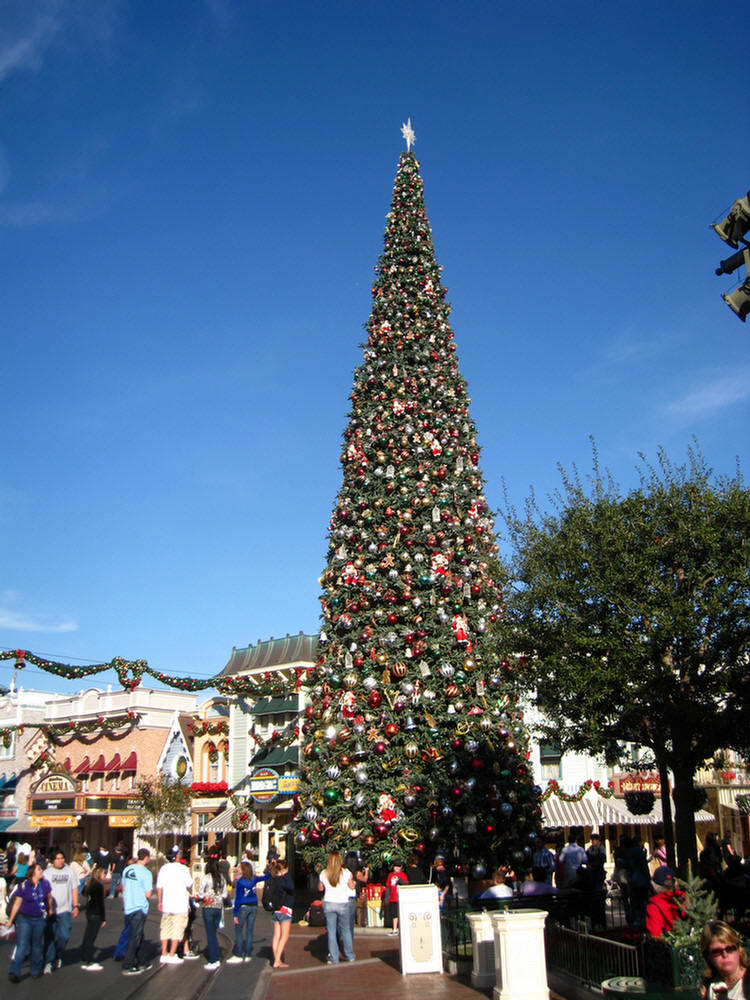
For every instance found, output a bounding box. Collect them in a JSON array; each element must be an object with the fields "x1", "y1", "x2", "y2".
[
  {"x1": 134, "y1": 773, "x2": 190, "y2": 839},
  {"x1": 294, "y1": 148, "x2": 540, "y2": 873},
  {"x1": 503, "y1": 446, "x2": 750, "y2": 874}
]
